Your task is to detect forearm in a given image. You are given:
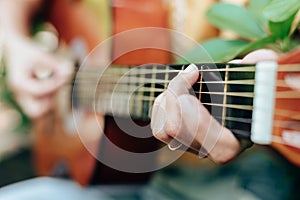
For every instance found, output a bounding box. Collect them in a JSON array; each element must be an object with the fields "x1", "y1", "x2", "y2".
[{"x1": 0, "y1": 0, "x2": 42, "y2": 38}]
